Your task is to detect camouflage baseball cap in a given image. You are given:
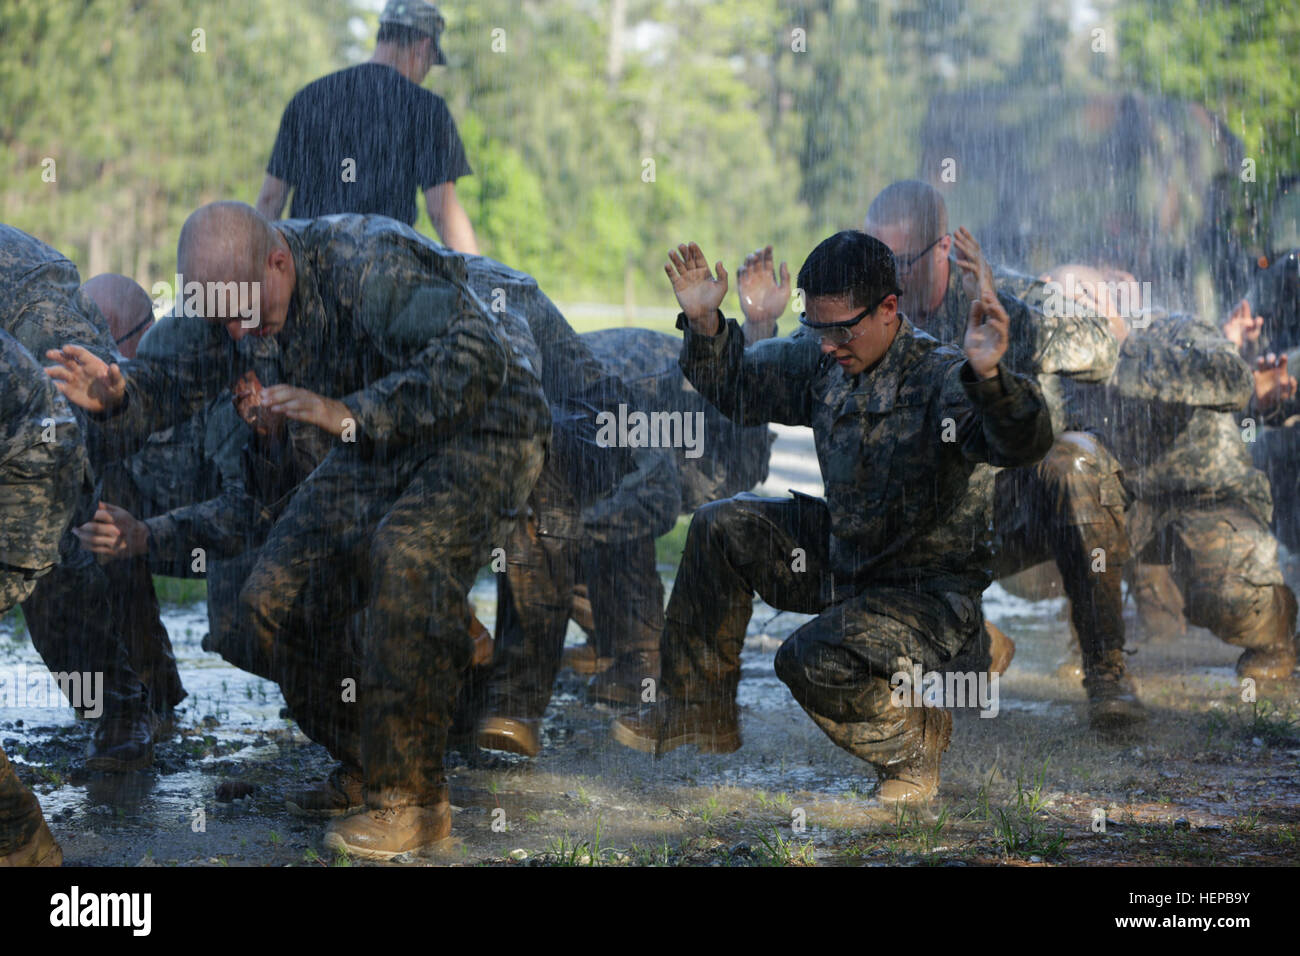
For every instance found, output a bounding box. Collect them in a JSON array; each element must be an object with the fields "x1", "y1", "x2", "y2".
[{"x1": 379, "y1": 0, "x2": 447, "y2": 64}]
